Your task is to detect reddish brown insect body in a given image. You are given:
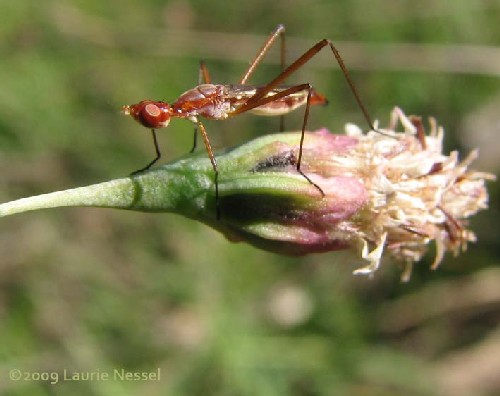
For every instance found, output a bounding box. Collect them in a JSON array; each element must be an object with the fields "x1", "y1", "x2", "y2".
[
  {"x1": 123, "y1": 25, "x2": 376, "y2": 219},
  {"x1": 123, "y1": 84, "x2": 327, "y2": 130}
]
